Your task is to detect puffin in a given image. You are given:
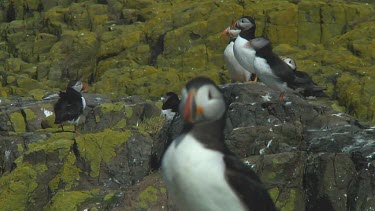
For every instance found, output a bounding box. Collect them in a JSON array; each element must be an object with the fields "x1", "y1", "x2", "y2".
[
  {"x1": 161, "y1": 92, "x2": 180, "y2": 120},
  {"x1": 249, "y1": 37, "x2": 313, "y2": 101},
  {"x1": 281, "y1": 56, "x2": 328, "y2": 97},
  {"x1": 232, "y1": 16, "x2": 258, "y2": 82},
  {"x1": 221, "y1": 24, "x2": 251, "y2": 82},
  {"x1": 54, "y1": 80, "x2": 88, "y2": 134},
  {"x1": 161, "y1": 77, "x2": 277, "y2": 211}
]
